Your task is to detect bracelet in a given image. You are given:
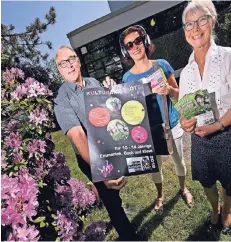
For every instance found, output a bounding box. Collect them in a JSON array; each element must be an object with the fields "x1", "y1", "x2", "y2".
[{"x1": 217, "y1": 120, "x2": 225, "y2": 131}]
